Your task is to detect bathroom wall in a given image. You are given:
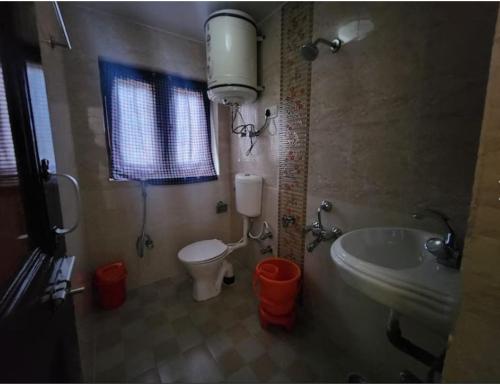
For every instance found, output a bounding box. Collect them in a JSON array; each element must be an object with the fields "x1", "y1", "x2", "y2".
[
  {"x1": 35, "y1": 4, "x2": 233, "y2": 305},
  {"x1": 229, "y1": 4, "x2": 497, "y2": 378},
  {"x1": 34, "y1": 1, "x2": 500, "y2": 380},
  {"x1": 302, "y1": 2, "x2": 497, "y2": 380},
  {"x1": 443, "y1": 7, "x2": 500, "y2": 382},
  {"x1": 229, "y1": 8, "x2": 281, "y2": 266}
]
